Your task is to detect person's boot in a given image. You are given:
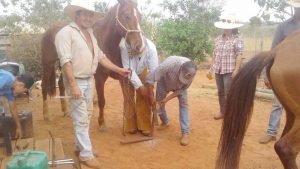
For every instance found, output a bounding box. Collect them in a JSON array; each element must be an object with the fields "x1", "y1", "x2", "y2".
[
  {"x1": 180, "y1": 134, "x2": 189, "y2": 146},
  {"x1": 80, "y1": 158, "x2": 101, "y2": 169},
  {"x1": 157, "y1": 122, "x2": 169, "y2": 130},
  {"x1": 258, "y1": 134, "x2": 276, "y2": 144},
  {"x1": 75, "y1": 151, "x2": 99, "y2": 158}
]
